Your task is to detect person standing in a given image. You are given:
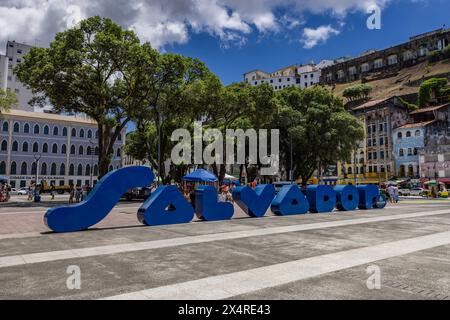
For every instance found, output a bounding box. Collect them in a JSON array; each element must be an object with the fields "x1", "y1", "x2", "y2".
[
  {"x1": 69, "y1": 184, "x2": 75, "y2": 204},
  {"x1": 50, "y1": 184, "x2": 55, "y2": 200},
  {"x1": 387, "y1": 184, "x2": 395, "y2": 203}
]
